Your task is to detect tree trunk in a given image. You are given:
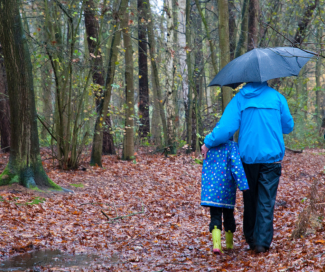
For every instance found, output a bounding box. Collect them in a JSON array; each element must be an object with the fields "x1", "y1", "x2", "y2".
[
  {"x1": 122, "y1": 8, "x2": 135, "y2": 160},
  {"x1": 84, "y1": 0, "x2": 115, "y2": 155},
  {"x1": 186, "y1": 0, "x2": 193, "y2": 151},
  {"x1": 90, "y1": 0, "x2": 128, "y2": 167},
  {"x1": 247, "y1": 0, "x2": 259, "y2": 51},
  {"x1": 138, "y1": 0, "x2": 150, "y2": 138},
  {"x1": 166, "y1": 0, "x2": 177, "y2": 154},
  {"x1": 147, "y1": 0, "x2": 167, "y2": 147},
  {"x1": 316, "y1": 28, "x2": 322, "y2": 125},
  {"x1": 178, "y1": 0, "x2": 188, "y2": 111},
  {"x1": 293, "y1": 0, "x2": 319, "y2": 45},
  {"x1": 0, "y1": 45, "x2": 10, "y2": 153},
  {"x1": 40, "y1": 65, "x2": 53, "y2": 143},
  {"x1": 228, "y1": 0, "x2": 237, "y2": 60},
  {"x1": 218, "y1": 0, "x2": 232, "y2": 112},
  {"x1": 0, "y1": 0, "x2": 61, "y2": 190},
  {"x1": 235, "y1": 0, "x2": 249, "y2": 58},
  {"x1": 195, "y1": 0, "x2": 218, "y2": 75}
]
